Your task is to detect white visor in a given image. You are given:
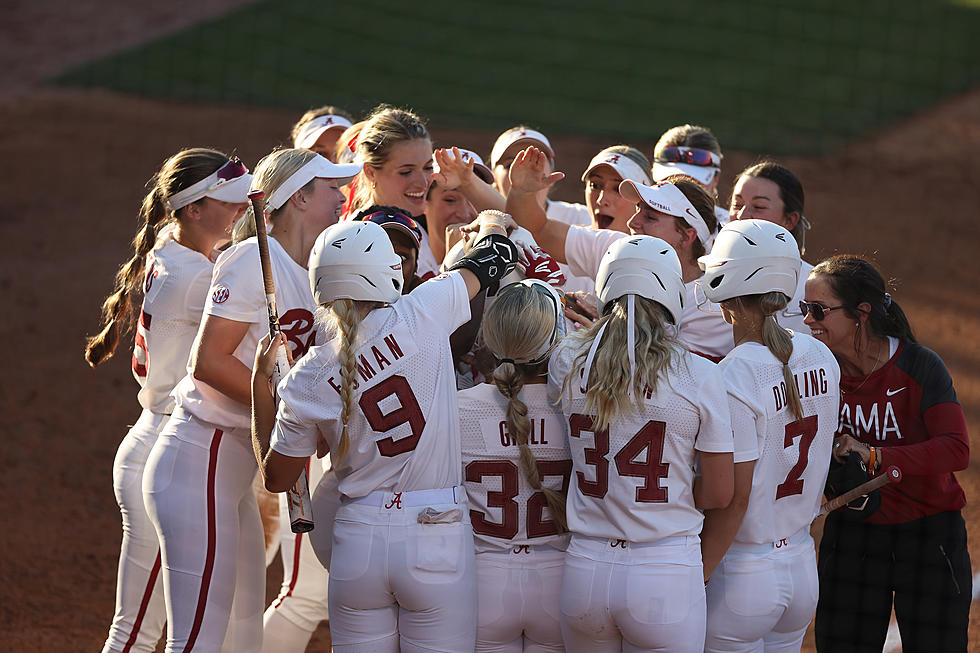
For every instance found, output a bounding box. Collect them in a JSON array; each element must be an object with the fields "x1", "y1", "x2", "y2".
[
  {"x1": 581, "y1": 151, "x2": 651, "y2": 185},
  {"x1": 652, "y1": 161, "x2": 720, "y2": 186},
  {"x1": 295, "y1": 114, "x2": 354, "y2": 149},
  {"x1": 265, "y1": 156, "x2": 363, "y2": 211},
  {"x1": 620, "y1": 180, "x2": 713, "y2": 249},
  {"x1": 434, "y1": 148, "x2": 494, "y2": 184},
  {"x1": 165, "y1": 158, "x2": 252, "y2": 211},
  {"x1": 490, "y1": 128, "x2": 554, "y2": 168}
]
